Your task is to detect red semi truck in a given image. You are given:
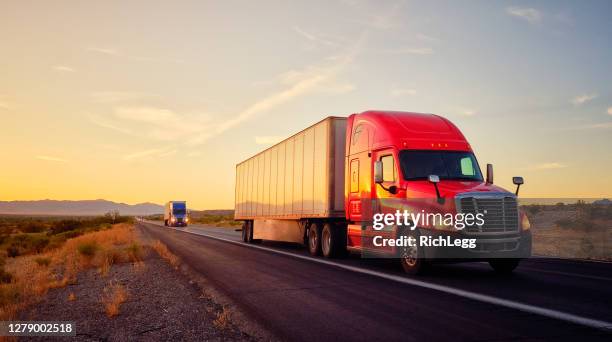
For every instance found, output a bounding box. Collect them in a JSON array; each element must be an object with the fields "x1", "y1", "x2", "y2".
[{"x1": 234, "y1": 111, "x2": 531, "y2": 274}]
